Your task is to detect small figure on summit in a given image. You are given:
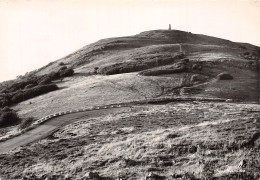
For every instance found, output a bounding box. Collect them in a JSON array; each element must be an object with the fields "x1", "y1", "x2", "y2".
[{"x1": 169, "y1": 24, "x2": 171, "y2": 30}]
